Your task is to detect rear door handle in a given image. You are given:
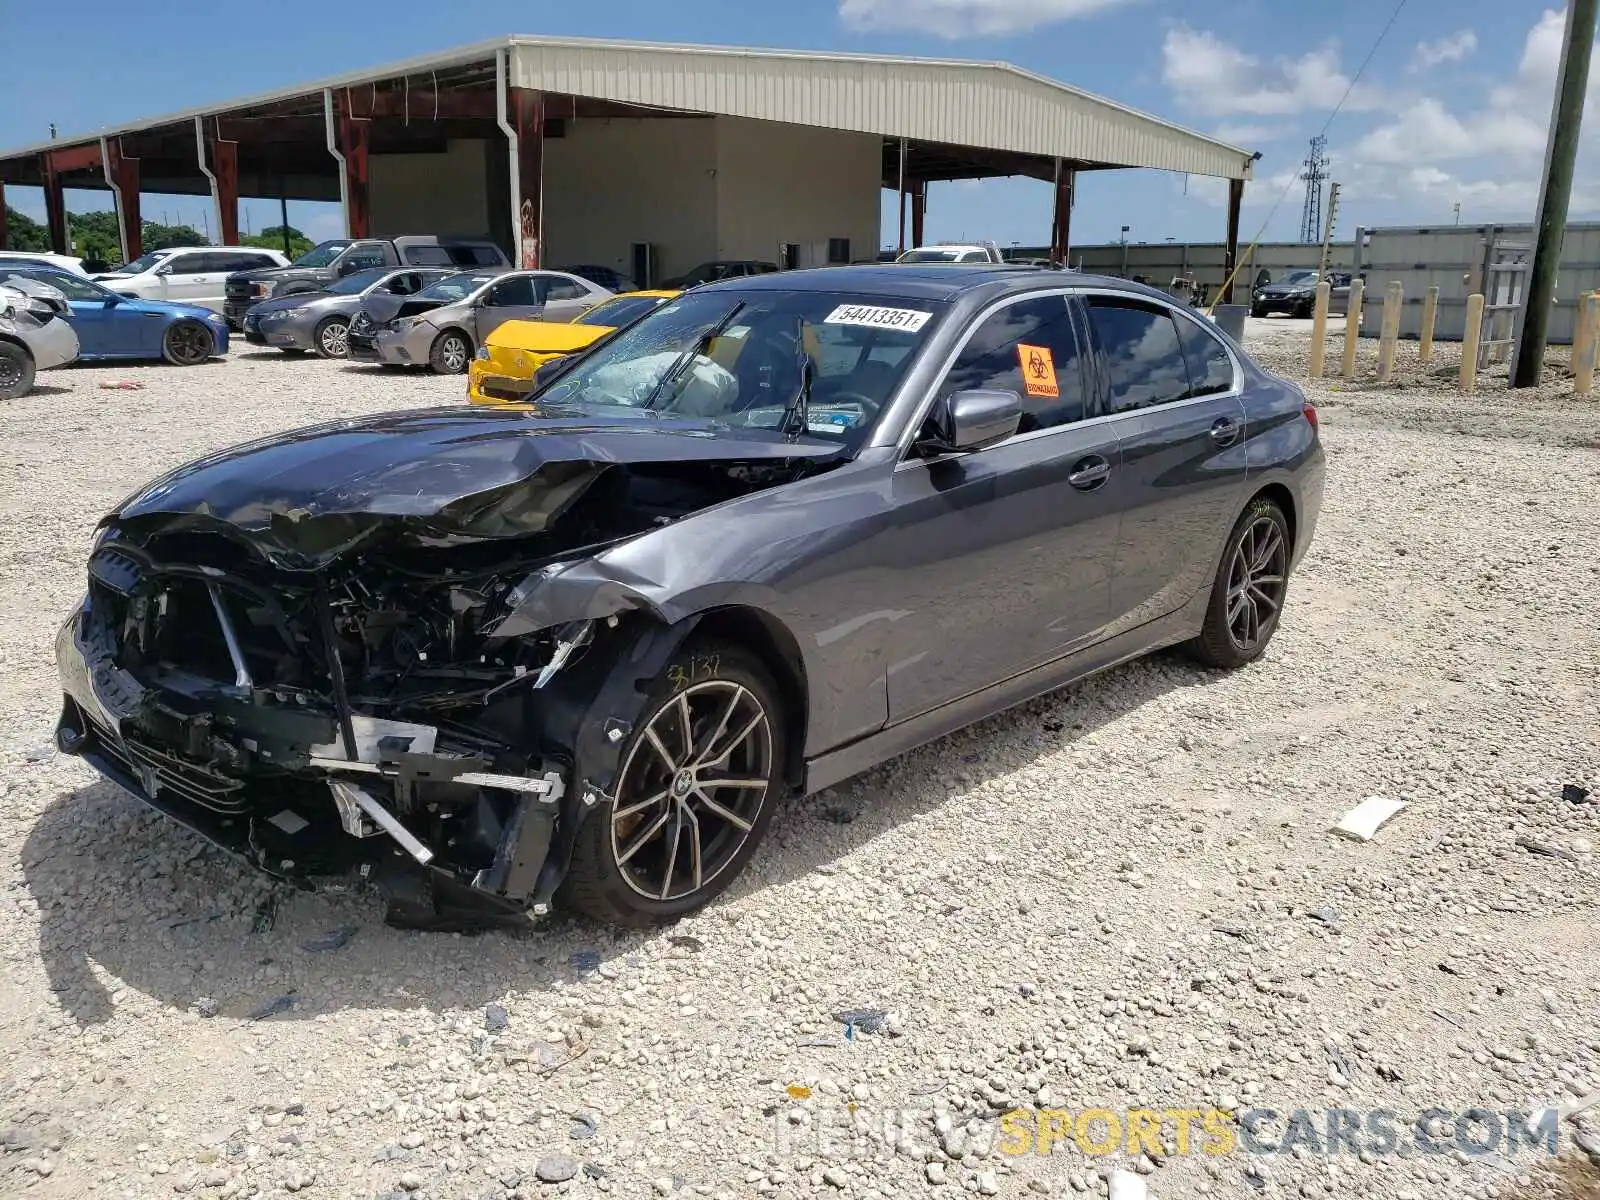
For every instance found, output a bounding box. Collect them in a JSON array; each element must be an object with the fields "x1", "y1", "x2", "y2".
[
  {"x1": 1067, "y1": 455, "x2": 1111, "y2": 491},
  {"x1": 1209, "y1": 417, "x2": 1241, "y2": 446}
]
